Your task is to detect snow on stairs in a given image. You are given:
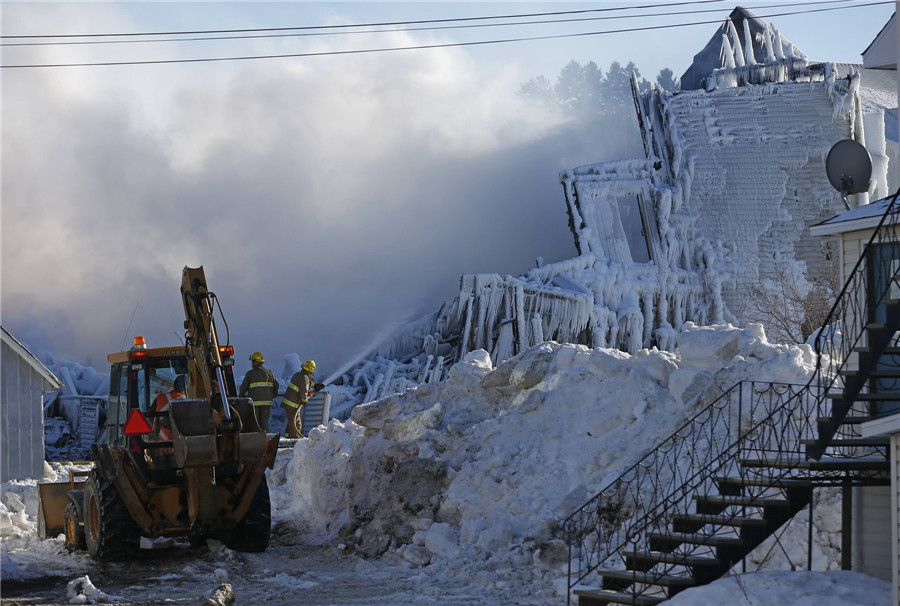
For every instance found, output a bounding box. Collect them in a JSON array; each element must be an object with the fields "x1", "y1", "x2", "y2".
[{"x1": 573, "y1": 476, "x2": 812, "y2": 606}]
